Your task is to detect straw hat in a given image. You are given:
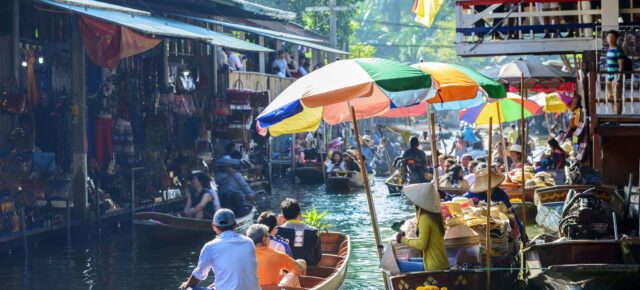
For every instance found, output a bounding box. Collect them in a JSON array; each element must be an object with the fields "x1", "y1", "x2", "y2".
[
  {"x1": 469, "y1": 168, "x2": 506, "y2": 193},
  {"x1": 402, "y1": 183, "x2": 441, "y2": 214},
  {"x1": 444, "y1": 224, "x2": 480, "y2": 247},
  {"x1": 361, "y1": 135, "x2": 374, "y2": 146},
  {"x1": 506, "y1": 144, "x2": 523, "y2": 154}
]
